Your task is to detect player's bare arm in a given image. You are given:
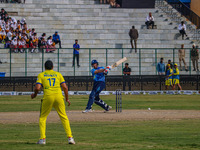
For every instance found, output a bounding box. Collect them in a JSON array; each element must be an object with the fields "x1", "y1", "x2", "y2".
[
  {"x1": 61, "y1": 82, "x2": 71, "y2": 106},
  {"x1": 31, "y1": 84, "x2": 41, "y2": 99}
]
